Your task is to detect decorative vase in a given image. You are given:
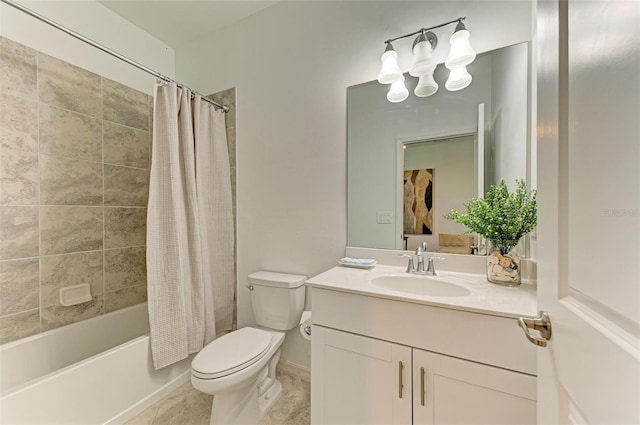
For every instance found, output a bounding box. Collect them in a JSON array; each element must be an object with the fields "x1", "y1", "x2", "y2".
[{"x1": 486, "y1": 239, "x2": 521, "y2": 286}]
